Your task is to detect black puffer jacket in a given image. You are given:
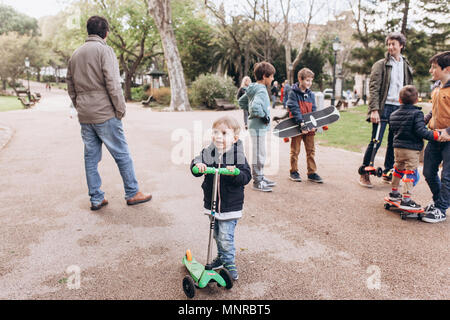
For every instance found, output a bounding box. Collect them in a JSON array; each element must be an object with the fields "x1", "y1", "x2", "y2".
[
  {"x1": 389, "y1": 104, "x2": 438, "y2": 151},
  {"x1": 190, "y1": 140, "x2": 252, "y2": 213}
]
